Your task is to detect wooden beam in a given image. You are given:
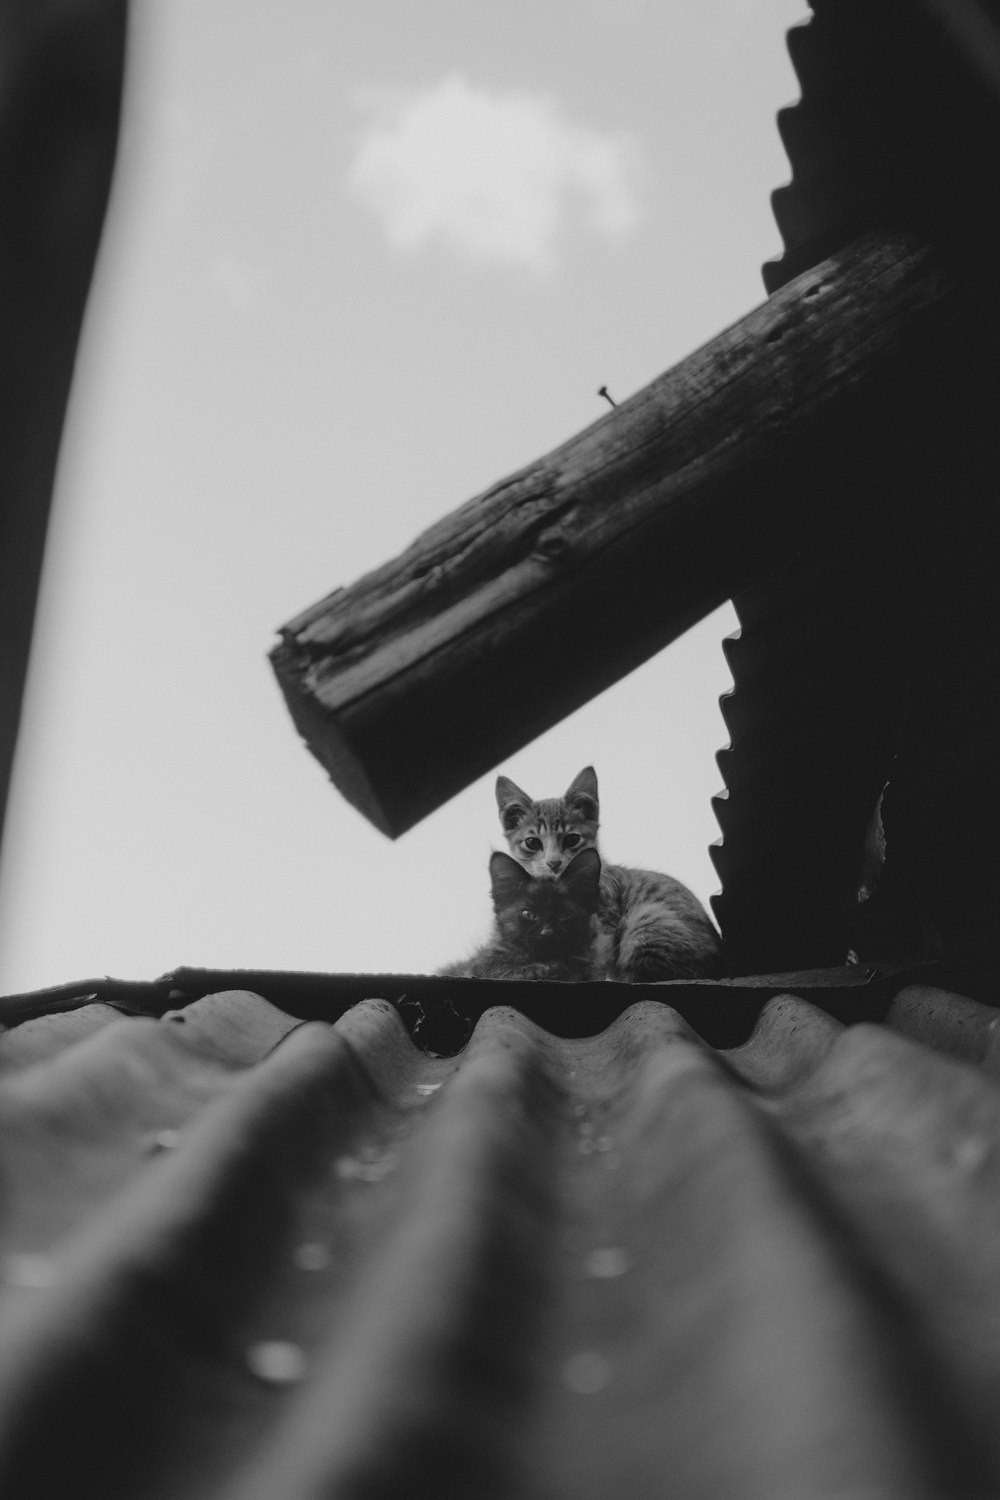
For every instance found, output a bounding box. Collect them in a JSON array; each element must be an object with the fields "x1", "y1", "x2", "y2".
[{"x1": 270, "y1": 229, "x2": 998, "y2": 837}]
